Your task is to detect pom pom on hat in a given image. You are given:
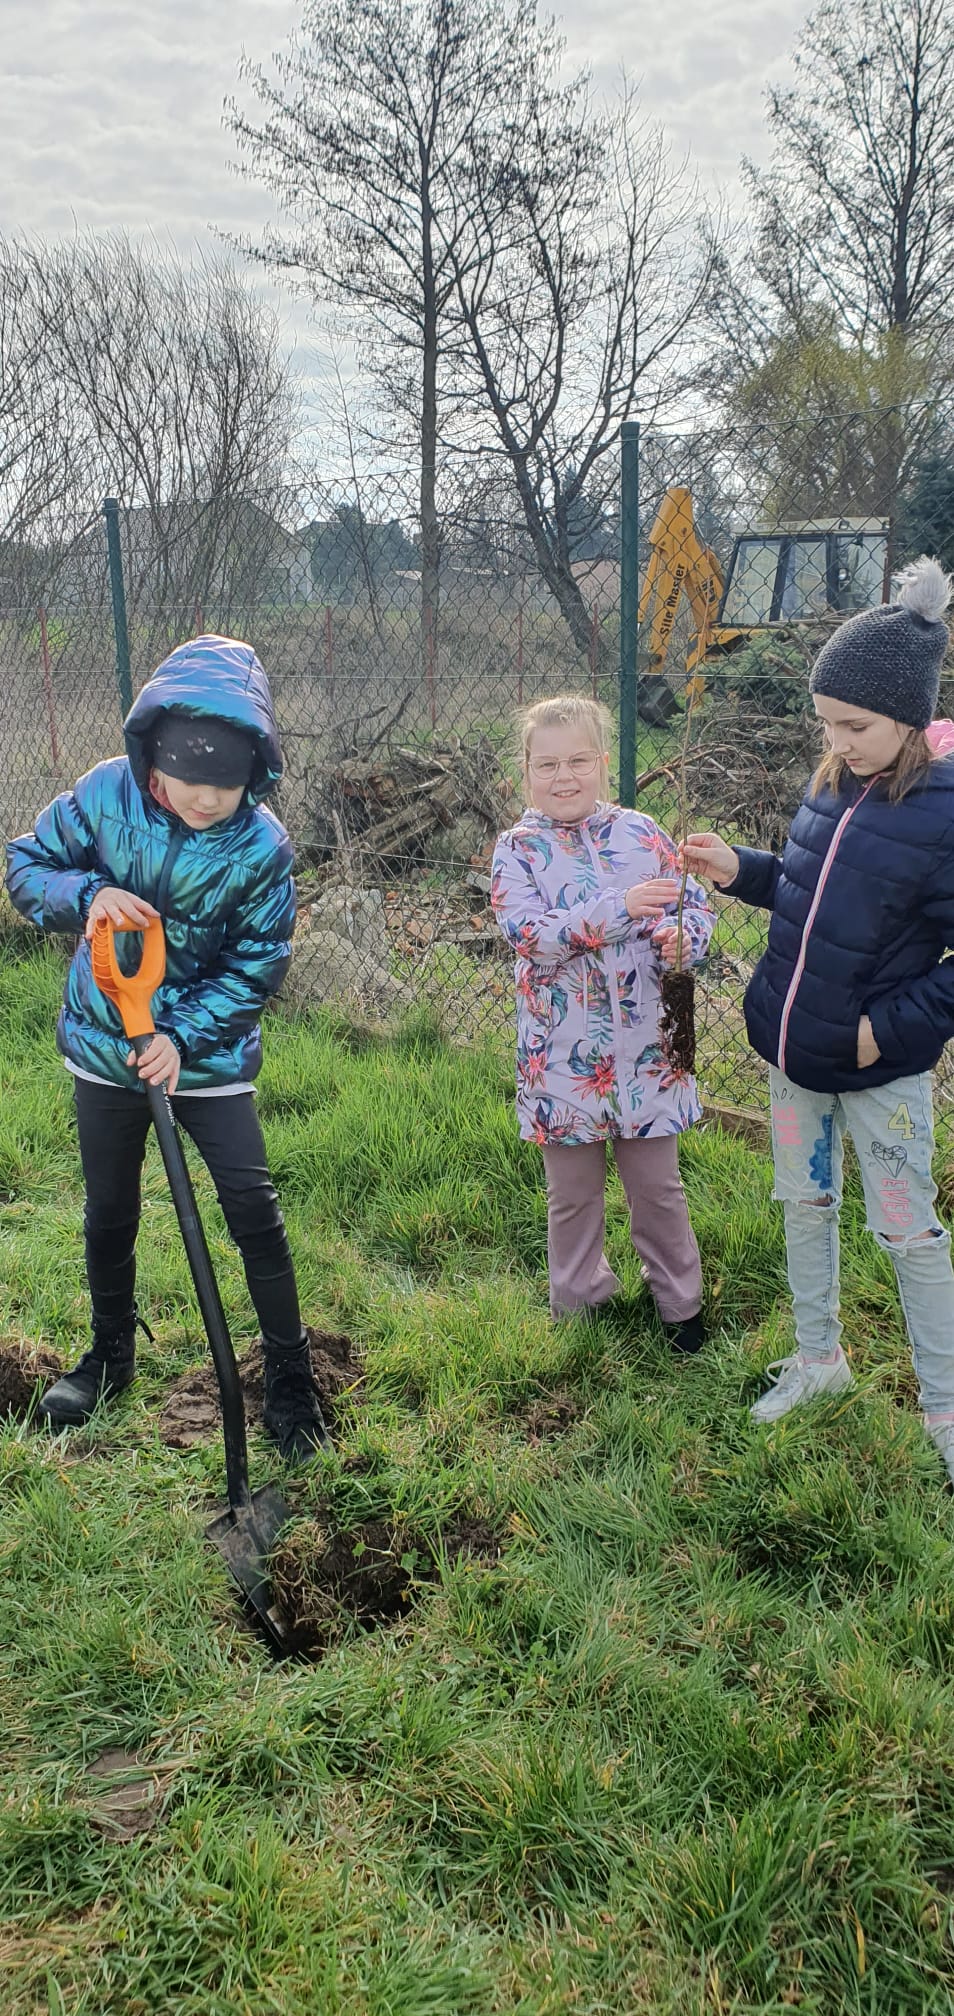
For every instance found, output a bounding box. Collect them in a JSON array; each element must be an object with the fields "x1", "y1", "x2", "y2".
[{"x1": 893, "y1": 554, "x2": 952, "y2": 625}]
